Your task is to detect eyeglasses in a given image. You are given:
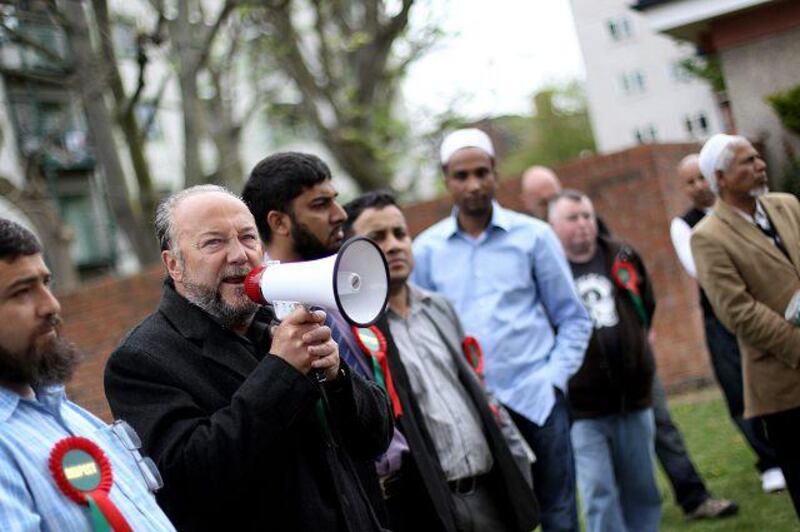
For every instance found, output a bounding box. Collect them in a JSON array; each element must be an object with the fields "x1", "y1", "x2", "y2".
[{"x1": 109, "y1": 420, "x2": 164, "y2": 493}]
